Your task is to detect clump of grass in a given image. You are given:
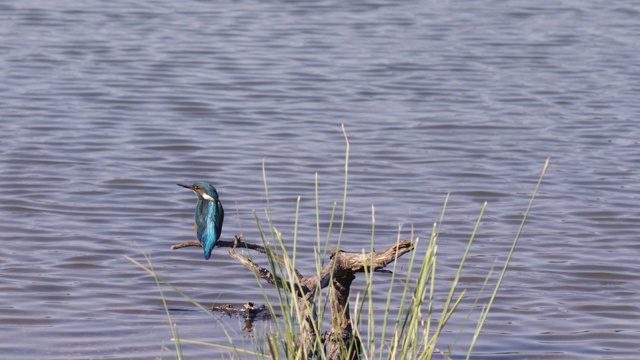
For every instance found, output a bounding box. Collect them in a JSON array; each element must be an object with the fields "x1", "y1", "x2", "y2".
[
  {"x1": 133, "y1": 125, "x2": 549, "y2": 359},
  {"x1": 249, "y1": 126, "x2": 549, "y2": 359}
]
